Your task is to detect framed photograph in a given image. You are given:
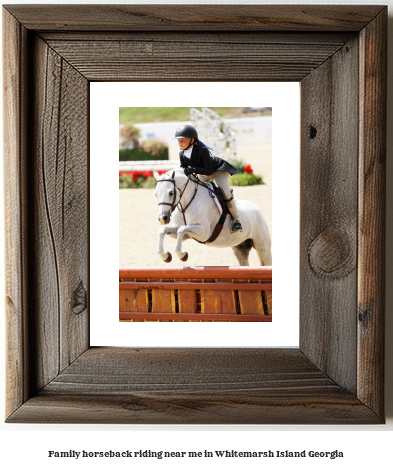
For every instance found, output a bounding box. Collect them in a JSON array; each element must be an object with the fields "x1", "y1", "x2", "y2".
[
  {"x1": 90, "y1": 86, "x2": 298, "y2": 343},
  {"x1": 3, "y1": 5, "x2": 386, "y2": 423}
]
